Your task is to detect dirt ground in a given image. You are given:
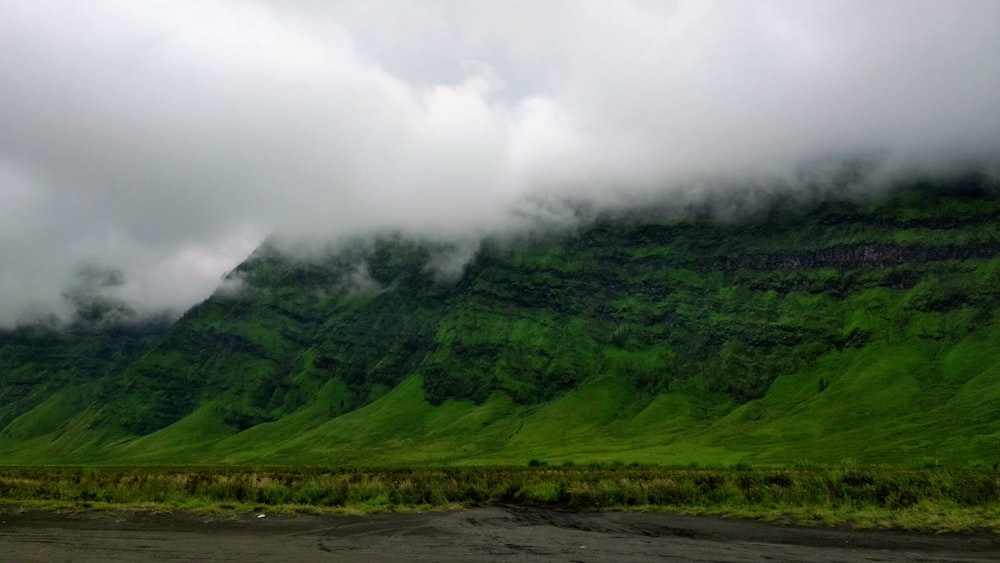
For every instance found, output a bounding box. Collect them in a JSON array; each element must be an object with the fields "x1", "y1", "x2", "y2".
[{"x1": 0, "y1": 504, "x2": 997, "y2": 562}]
